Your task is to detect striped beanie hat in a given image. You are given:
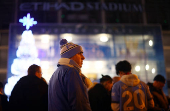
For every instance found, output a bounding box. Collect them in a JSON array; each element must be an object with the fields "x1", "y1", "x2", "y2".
[{"x1": 60, "y1": 39, "x2": 83, "y2": 58}]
